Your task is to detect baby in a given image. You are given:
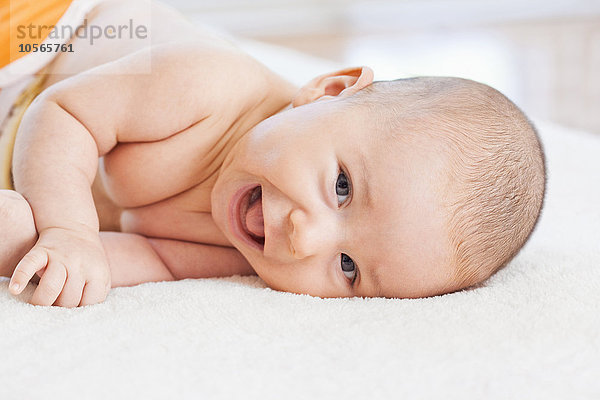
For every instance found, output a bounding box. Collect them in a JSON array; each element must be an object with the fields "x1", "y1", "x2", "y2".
[{"x1": 0, "y1": 0, "x2": 546, "y2": 307}]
